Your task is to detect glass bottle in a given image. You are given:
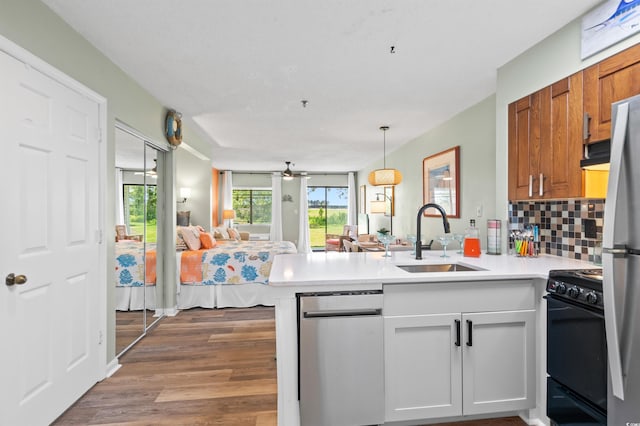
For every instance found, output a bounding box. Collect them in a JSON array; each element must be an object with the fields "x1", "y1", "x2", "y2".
[
  {"x1": 463, "y1": 219, "x2": 481, "y2": 257},
  {"x1": 487, "y1": 219, "x2": 502, "y2": 255}
]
